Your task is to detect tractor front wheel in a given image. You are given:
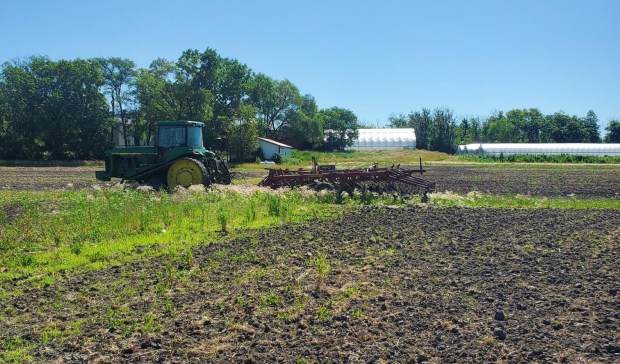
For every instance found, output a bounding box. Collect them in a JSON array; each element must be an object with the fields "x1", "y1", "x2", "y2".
[{"x1": 167, "y1": 158, "x2": 209, "y2": 189}]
